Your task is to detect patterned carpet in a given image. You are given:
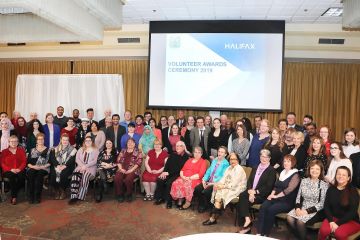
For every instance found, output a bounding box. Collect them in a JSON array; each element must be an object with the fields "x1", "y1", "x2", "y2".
[{"x1": 0, "y1": 190, "x2": 318, "y2": 240}]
